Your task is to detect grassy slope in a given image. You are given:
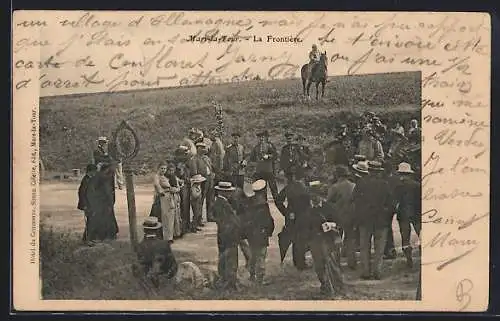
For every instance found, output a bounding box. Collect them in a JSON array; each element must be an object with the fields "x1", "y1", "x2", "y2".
[{"x1": 40, "y1": 72, "x2": 421, "y2": 172}]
